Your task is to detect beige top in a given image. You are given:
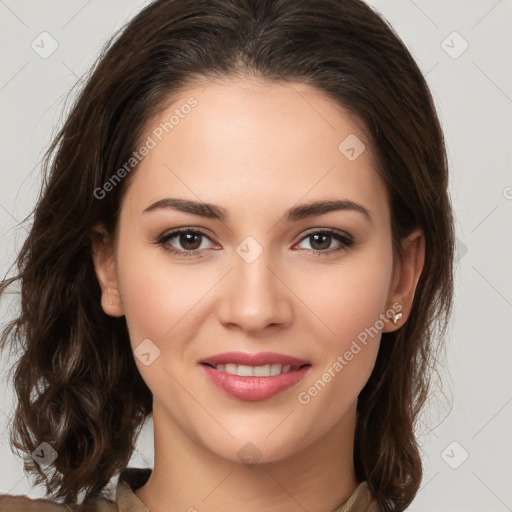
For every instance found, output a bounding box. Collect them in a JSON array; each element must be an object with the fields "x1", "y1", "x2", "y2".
[{"x1": 0, "y1": 468, "x2": 377, "y2": 511}]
